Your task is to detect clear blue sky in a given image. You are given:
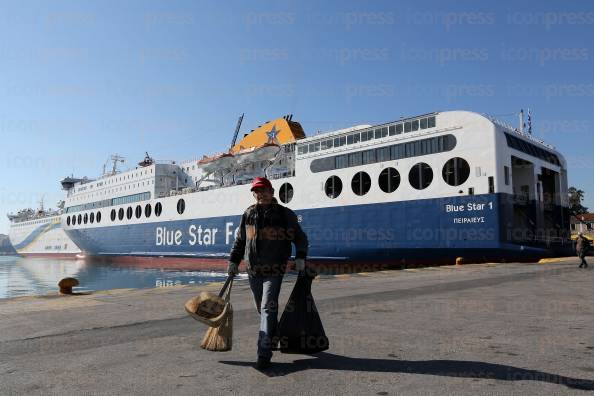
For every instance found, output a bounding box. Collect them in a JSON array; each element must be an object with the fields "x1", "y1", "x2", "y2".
[{"x1": 1, "y1": 0, "x2": 593, "y2": 233}]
